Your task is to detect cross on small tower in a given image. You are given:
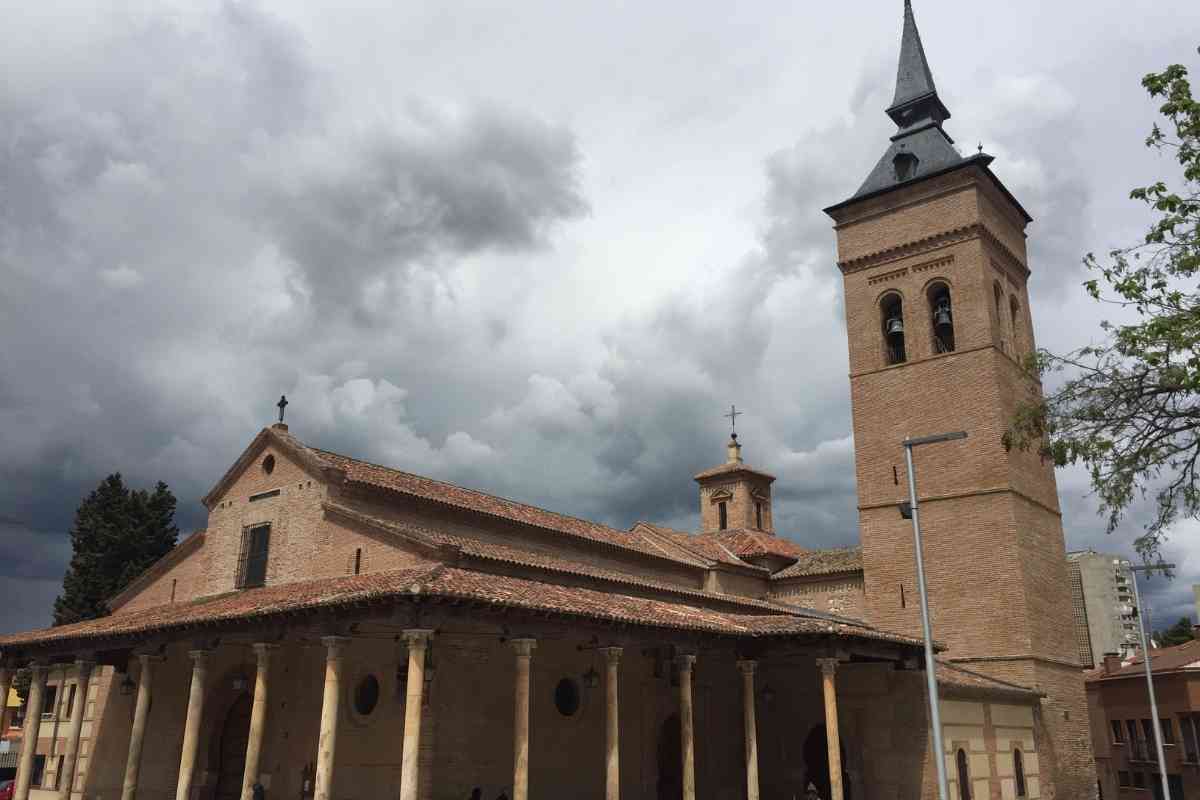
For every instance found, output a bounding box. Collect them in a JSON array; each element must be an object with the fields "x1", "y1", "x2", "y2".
[
  {"x1": 276, "y1": 395, "x2": 289, "y2": 424},
  {"x1": 724, "y1": 404, "x2": 742, "y2": 434}
]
